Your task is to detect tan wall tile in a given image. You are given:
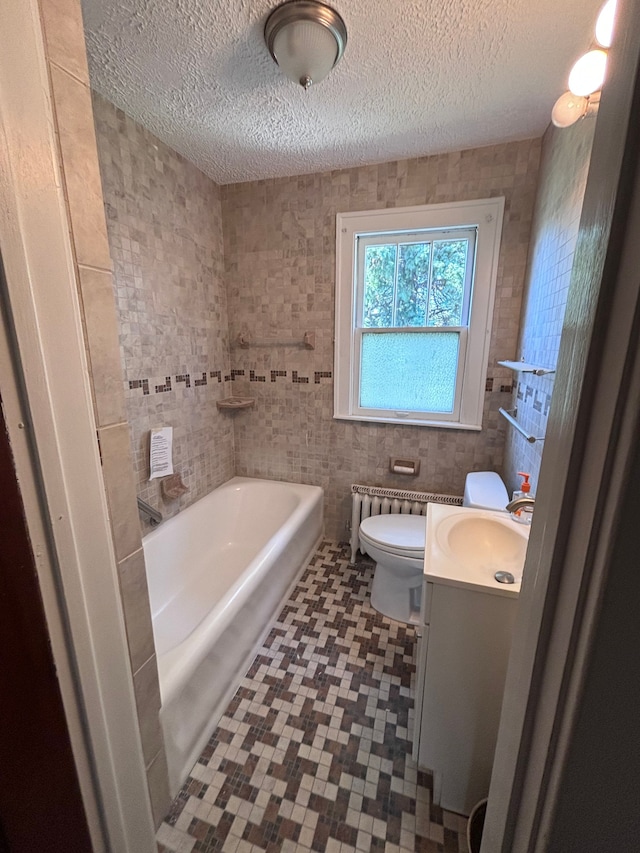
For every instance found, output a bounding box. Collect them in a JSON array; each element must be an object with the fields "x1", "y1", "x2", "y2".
[
  {"x1": 38, "y1": 6, "x2": 170, "y2": 816},
  {"x1": 98, "y1": 422, "x2": 142, "y2": 561},
  {"x1": 222, "y1": 140, "x2": 543, "y2": 539},
  {"x1": 117, "y1": 548, "x2": 155, "y2": 674},
  {"x1": 92, "y1": 94, "x2": 234, "y2": 530},
  {"x1": 503, "y1": 119, "x2": 596, "y2": 496},
  {"x1": 77, "y1": 264, "x2": 126, "y2": 426},
  {"x1": 133, "y1": 654, "x2": 163, "y2": 766},
  {"x1": 146, "y1": 749, "x2": 171, "y2": 830},
  {"x1": 50, "y1": 64, "x2": 112, "y2": 270},
  {"x1": 92, "y1": 93, "x2": 543, "y2": 541},
  {"x1": 39, "y1": 0, "x2": 90, "y2": 84}
]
